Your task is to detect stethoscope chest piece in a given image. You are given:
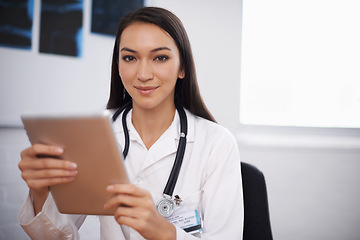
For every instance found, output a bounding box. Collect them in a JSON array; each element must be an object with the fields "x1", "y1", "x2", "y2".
[{"x1": 157, "y1": 195, "x2": 176, "y2": 217}]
